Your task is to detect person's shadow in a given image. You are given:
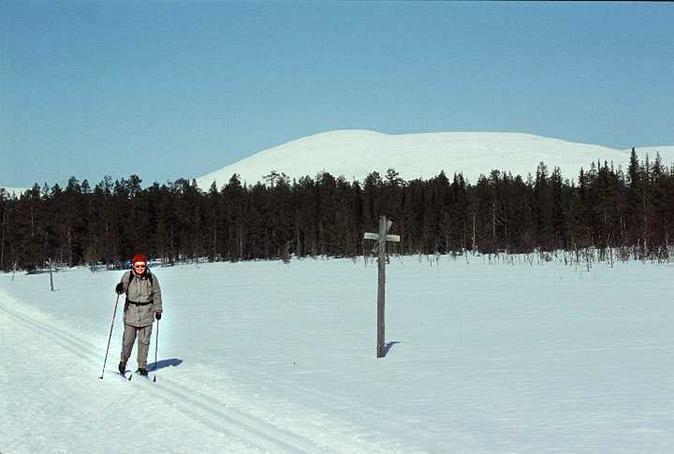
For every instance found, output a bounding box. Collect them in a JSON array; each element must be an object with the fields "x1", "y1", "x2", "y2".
[{"x1": 148, "y1": 358, "x2": 183, "y2": 372}]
